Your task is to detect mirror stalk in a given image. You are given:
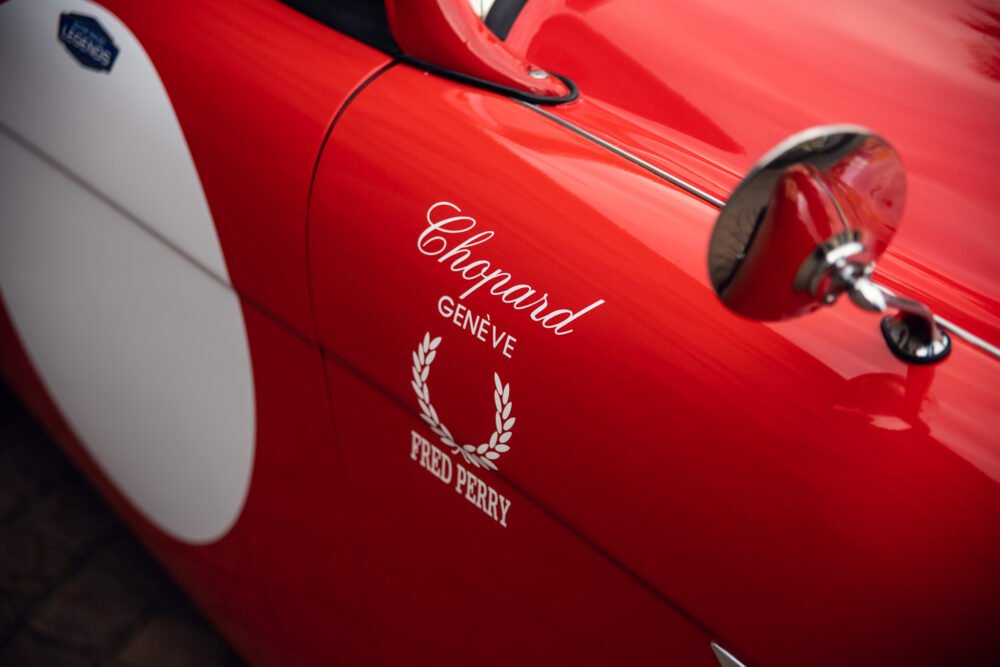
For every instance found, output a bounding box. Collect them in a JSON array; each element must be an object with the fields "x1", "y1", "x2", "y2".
[
  {"x1": 873, "y1": 285, "x2": 952, "y2": 364},
  {"x1": 796, "y1": 199, "x2": 952, "y2": 365},
  {"x1": 829, "y1": 259, "x2": 952, "y2": 364}
]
